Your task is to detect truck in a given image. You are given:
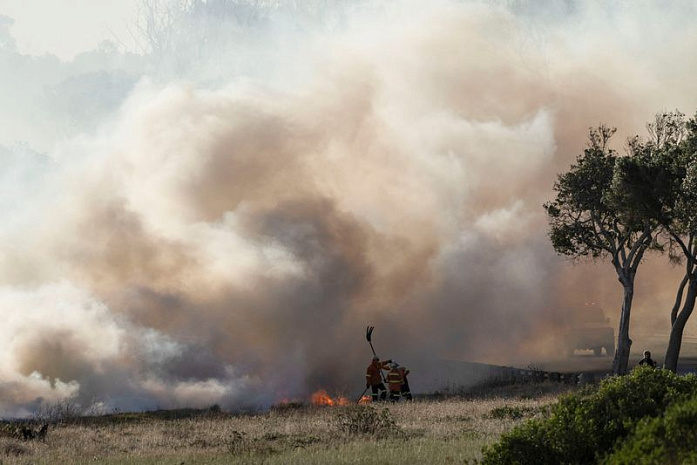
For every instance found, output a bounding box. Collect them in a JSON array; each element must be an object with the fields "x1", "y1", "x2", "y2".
[{"x1": 563, "y1": 304, "x2": 615, "y2": 357}]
